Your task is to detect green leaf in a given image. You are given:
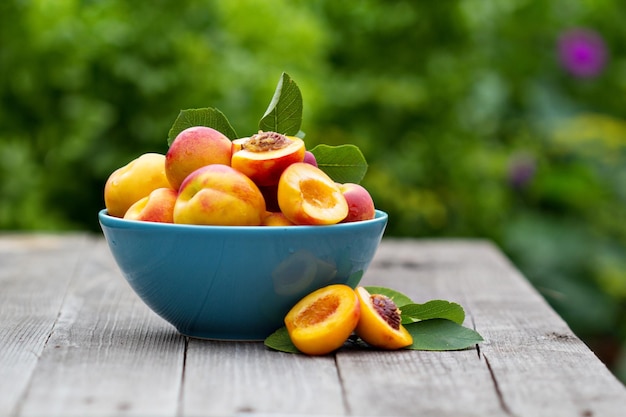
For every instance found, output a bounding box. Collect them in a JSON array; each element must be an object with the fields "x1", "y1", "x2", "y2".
[
  {"x1": 400, "y1": 300, "x2": 466, "y2": 325},
  {"x1": 167, "y1": 107, "x2": 237, "y2": 145},
  {"x1": 310, "y1": 144, "x2": 368, "y2": 184},
  {"x1": 364, "y1": 286, "x2": 413, "y2": 307},
  {"x1": 405, "y1": 319, "x2": 483, "y2": 351},
  {"x1": 259, "y1": 72, "x2": 303, "y2": 136},
  {"x1": 264, "y1": 327, "x2": 300, "y2": 354}
]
